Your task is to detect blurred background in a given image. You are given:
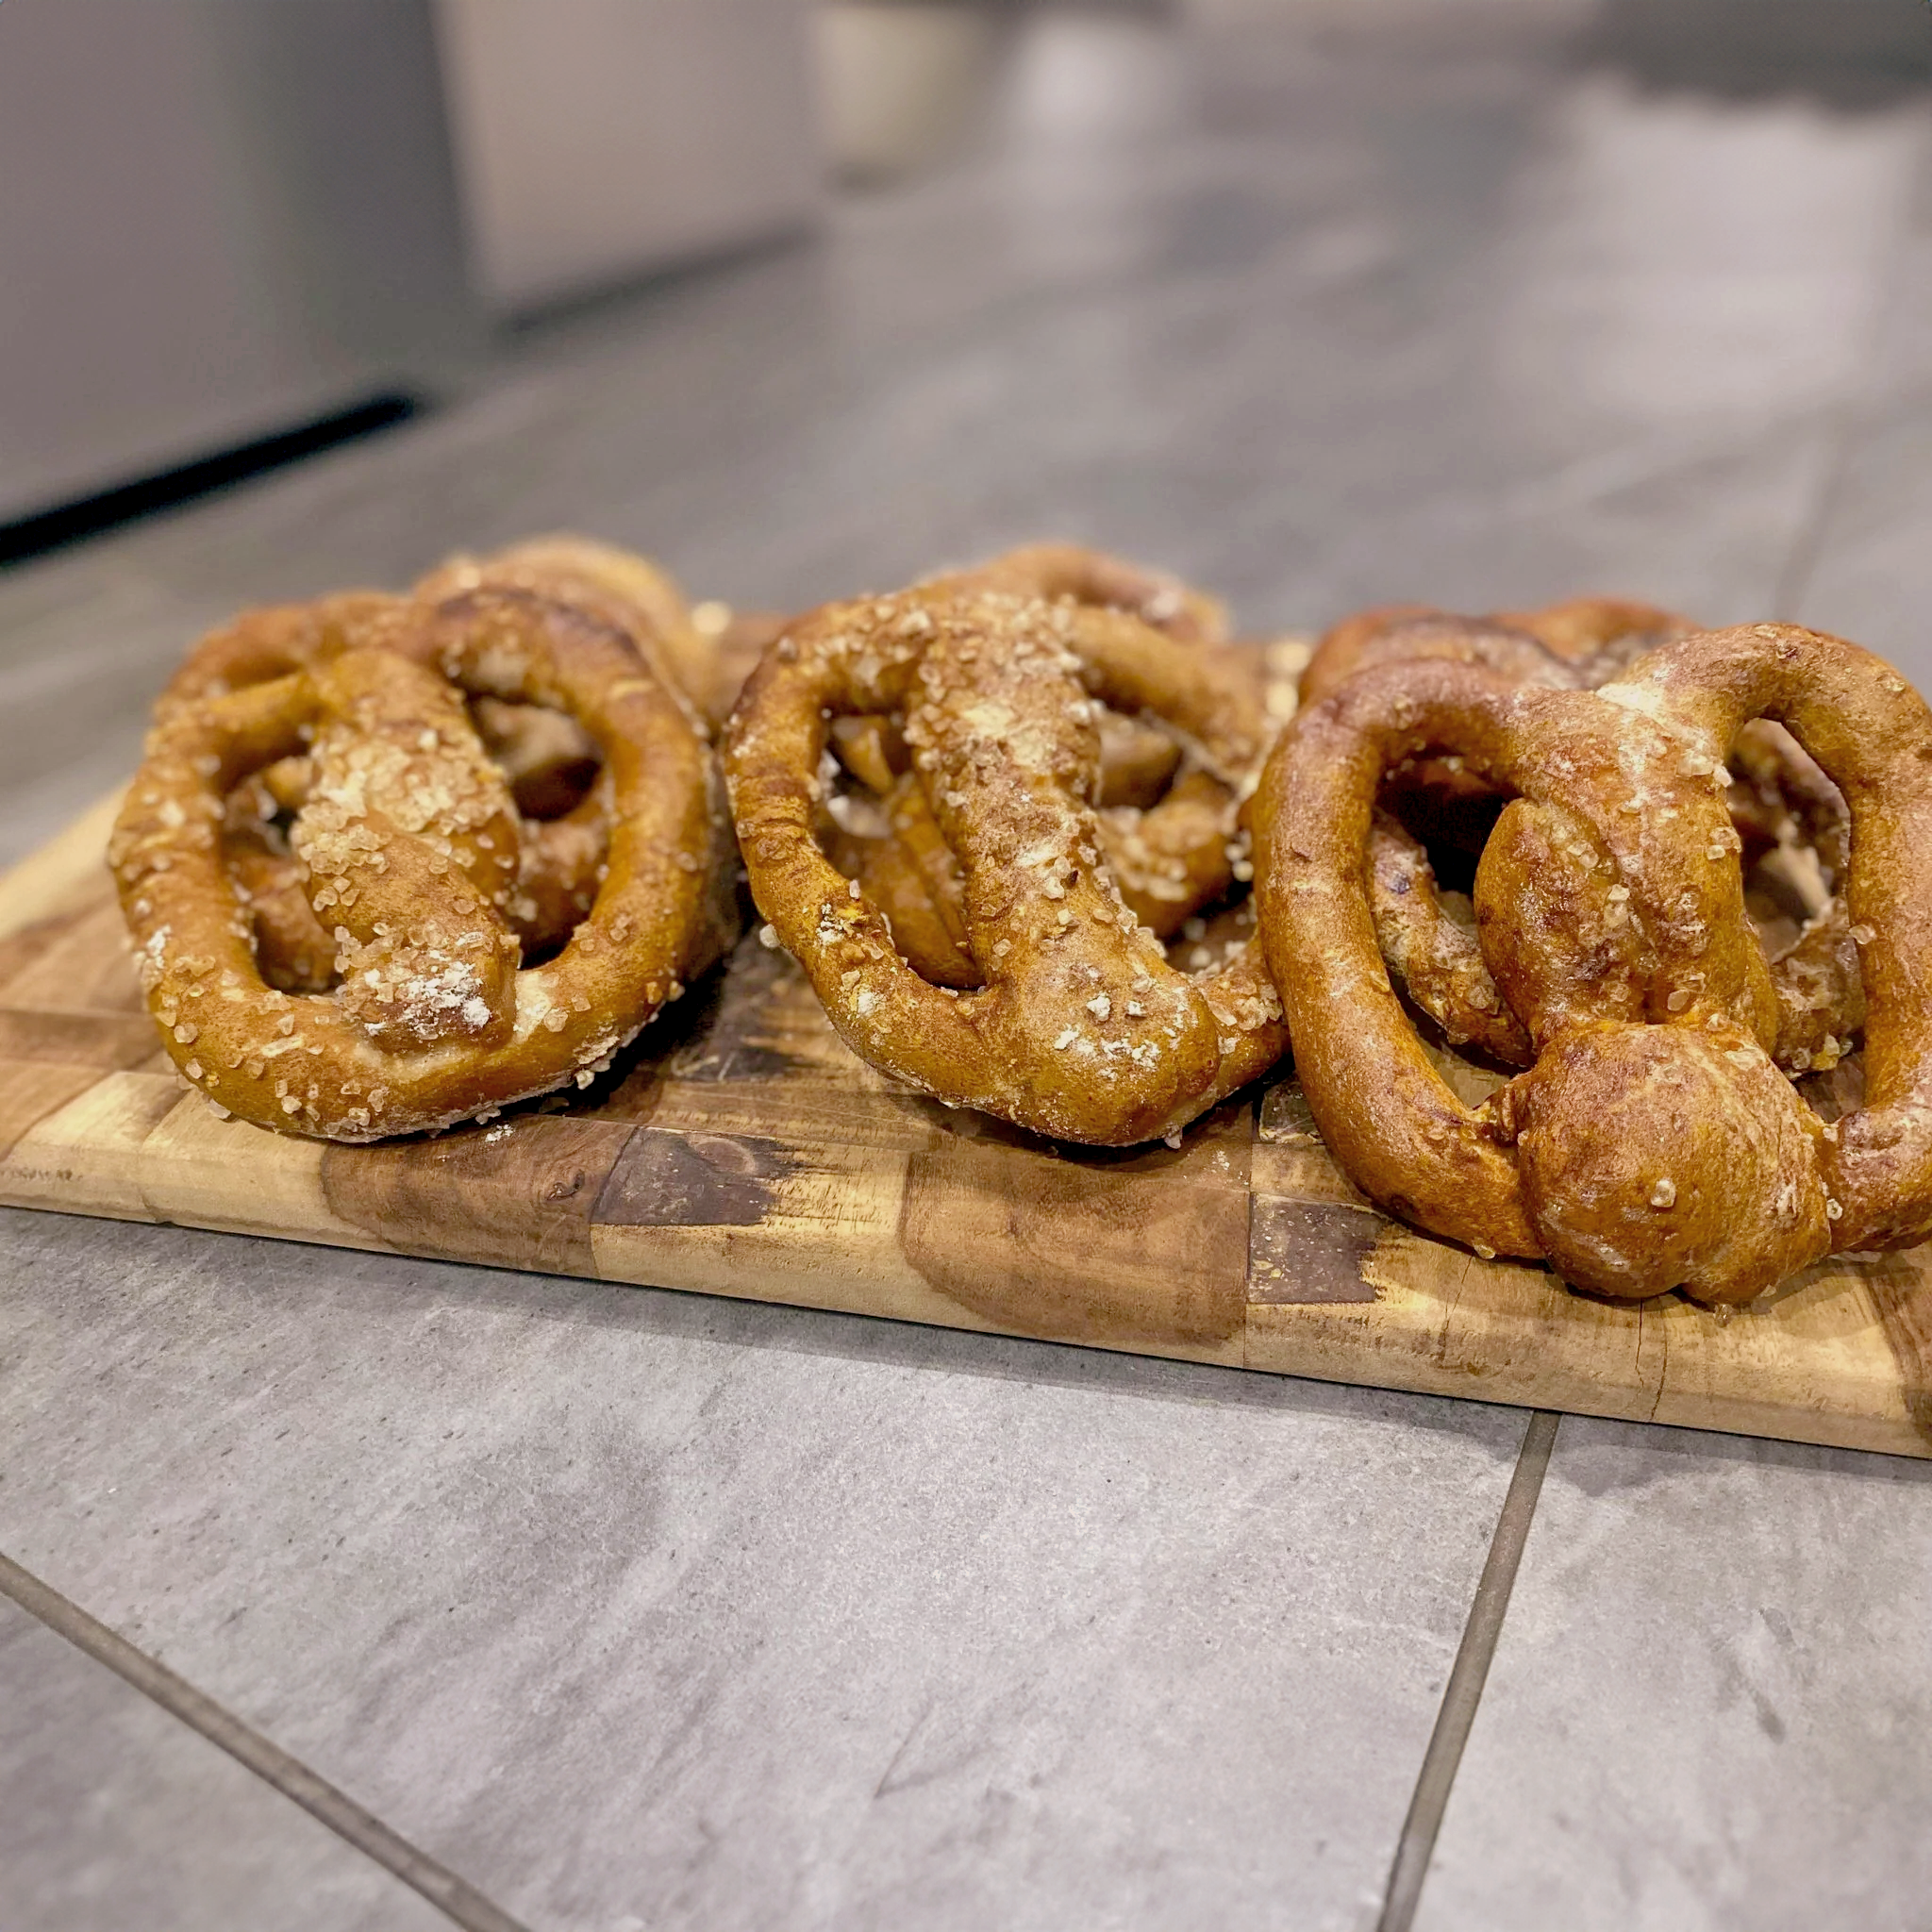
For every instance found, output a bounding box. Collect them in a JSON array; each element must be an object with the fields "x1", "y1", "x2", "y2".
[{"x1": 1, "y1": 0, "x2": 1930, "y2": 854}]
